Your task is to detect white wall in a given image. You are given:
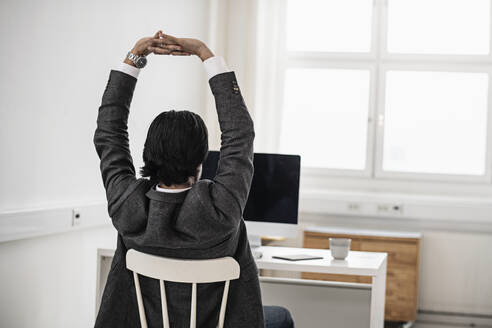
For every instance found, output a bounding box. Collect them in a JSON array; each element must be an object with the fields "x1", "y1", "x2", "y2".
[
  {"x1": 0, "y1": 0, "x2": 210, "y2": 212},
  {"x1": 0, "y1": 0, "x2": 212, "y2": 327},
  {"x1": 0, "y1": 226, "x2": 116, "y2": 328},
  {"x1": 419, "y1": 231, "x2": 492, "y2": 315}
]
